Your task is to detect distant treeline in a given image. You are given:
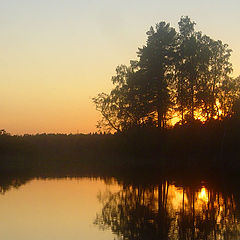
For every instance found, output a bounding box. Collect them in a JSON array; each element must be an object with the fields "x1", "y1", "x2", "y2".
[{"x1": 0, "y1": 117, "x2": 240, "y2": 176}]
